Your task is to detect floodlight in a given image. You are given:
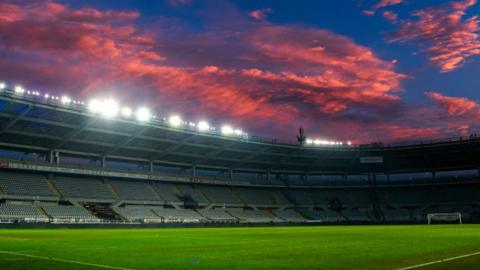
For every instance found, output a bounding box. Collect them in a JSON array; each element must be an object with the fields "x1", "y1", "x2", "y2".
[
  {"x1": 0, "y1": 82, "x2": 5, "y2": 89},
  {"x1": 136, "y1": 107, "x2": 151, "y2": 122},
  {"x1": 44, "y1": 94, "x2": 50, "y2": 99},
  {"x1": 169, "y1": 115, "x2": 182, "y2": 127},
  {"x1": 100, "y1": 99, "x2": 119, "y2": 118},
  {"x1": 197, "y1": 121, "x2": 210, "y2": 132},
  {"x1": 234, "y1": 129, "x2": 243, "y2": 136},
  {"x1": 14, "y1": 85, "x2": 25, "y2": 94},
  {"x1": 88, "y1": 99, "x2": 102, "y2": 113},
  {"x1": 61, "y1": 96, "x2": 72, "y2": 104},
  {"x1": 221, "y1": 125, "x2": 234, "y2": 135},
  {"x1": 347, "y1": 141, "x2": 352, "y2": 146},
  {"x1": 305, "y1": 139, "x2": 313, "y2": 144},
  {"x1": 121, "y1": 107, "x2": 132, "y2": 117}
]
